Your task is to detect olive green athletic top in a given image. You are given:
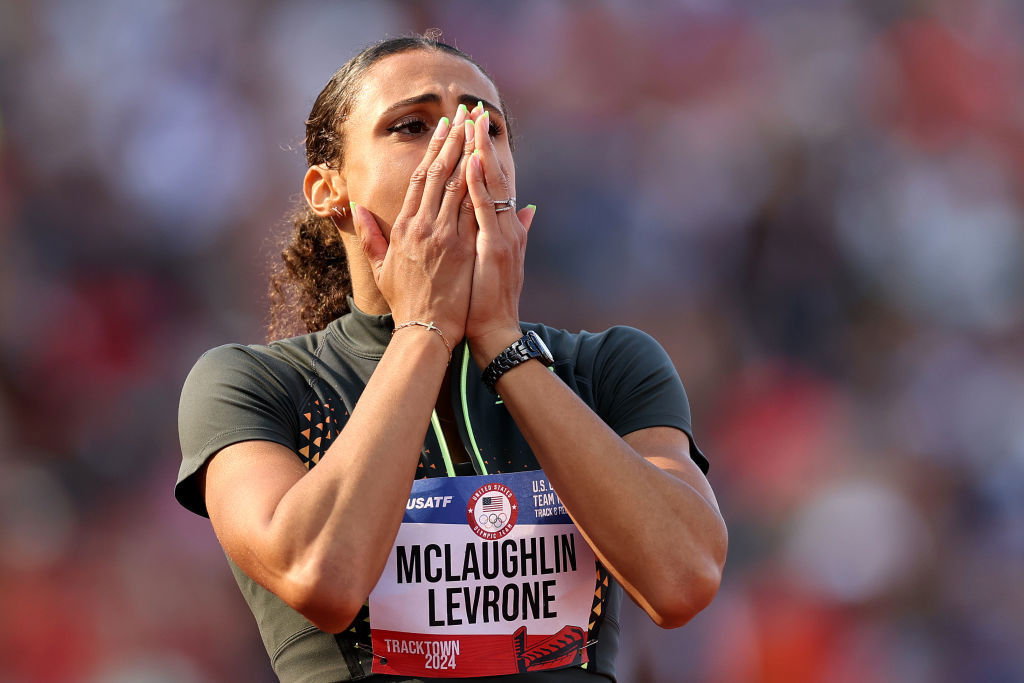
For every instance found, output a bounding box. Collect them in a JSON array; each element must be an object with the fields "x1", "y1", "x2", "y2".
[{"x1": 176, "y1": 301, "x2": 707, "y2": 682}]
